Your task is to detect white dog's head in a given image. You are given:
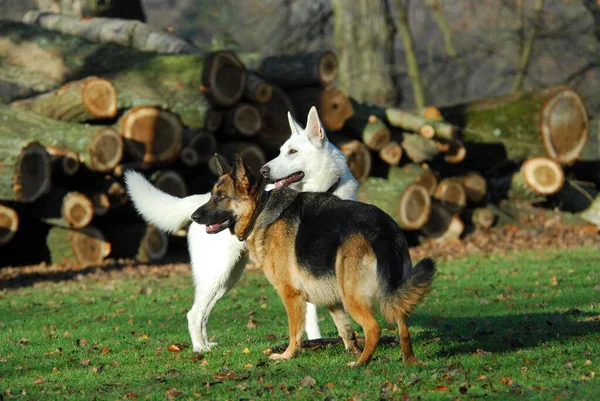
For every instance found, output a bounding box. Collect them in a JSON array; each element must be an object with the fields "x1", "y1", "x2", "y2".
[{"x1": 260, "y1": 106, "x2": 335, "y2": 191}]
